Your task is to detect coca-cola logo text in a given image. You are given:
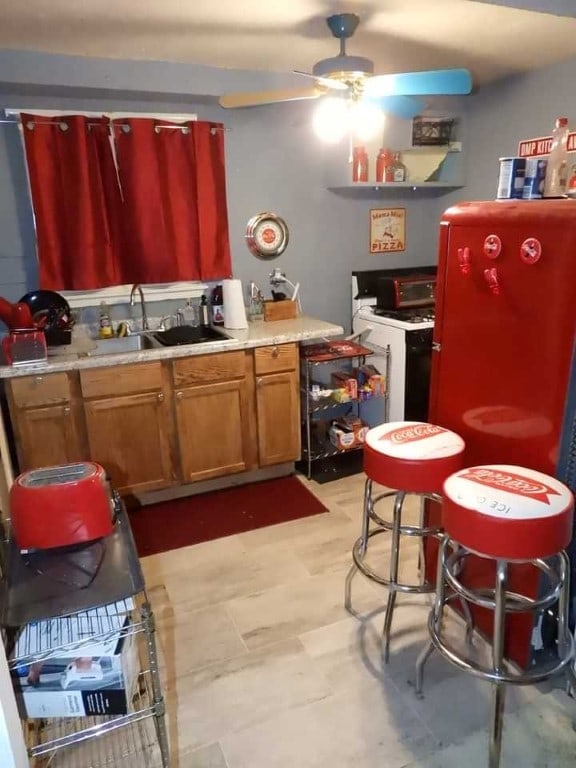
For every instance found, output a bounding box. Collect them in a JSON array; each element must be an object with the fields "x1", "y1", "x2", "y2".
[
  {"x1": 381, "y1": 424, "x2": 447, "y2": 445},
  {"x1": 460, "y1": 468, "x2": 560, "y2": 505}
]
